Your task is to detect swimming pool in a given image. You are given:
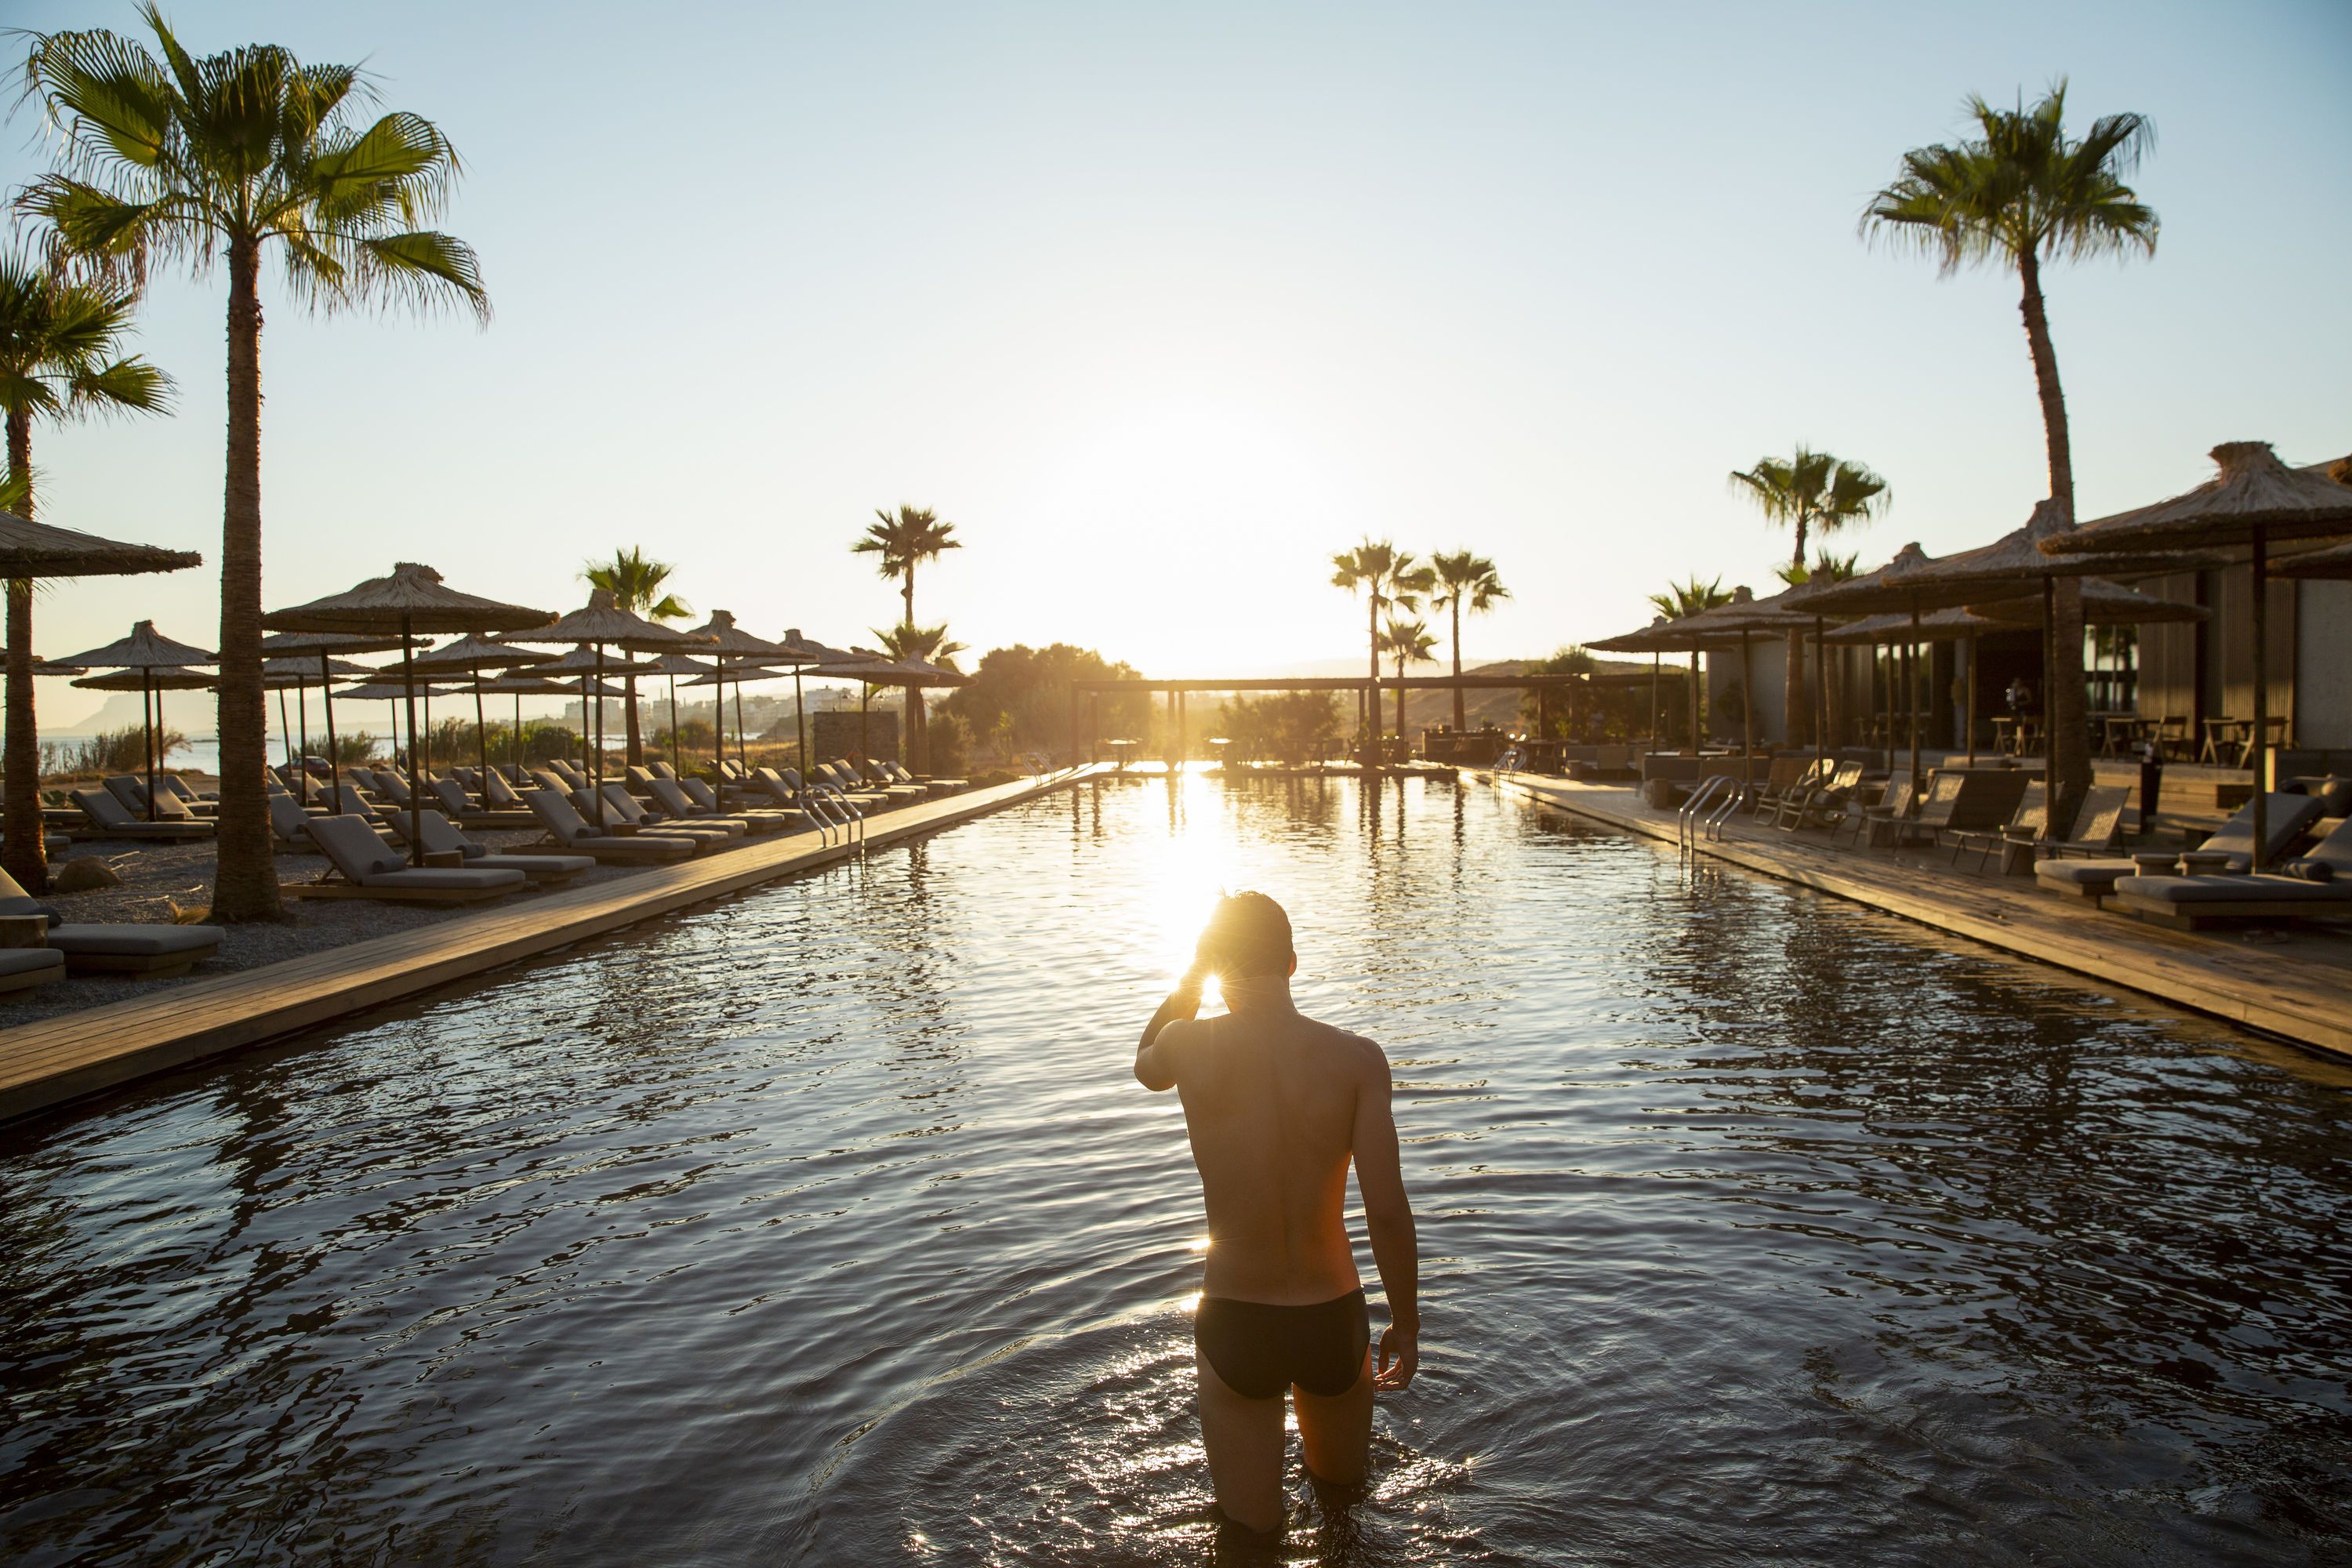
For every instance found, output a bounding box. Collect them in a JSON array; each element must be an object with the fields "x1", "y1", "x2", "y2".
[{"x1": 2, "y1": 775, "x2": 2347, "y2": 1564}]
